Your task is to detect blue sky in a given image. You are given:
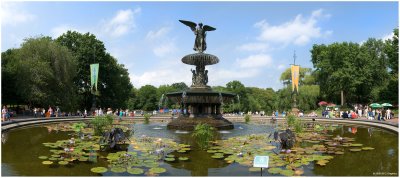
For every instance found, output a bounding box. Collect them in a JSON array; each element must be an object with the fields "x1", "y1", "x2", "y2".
[{"x1": 1, "y1": 1, "x2": 398, "y2": 90}]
